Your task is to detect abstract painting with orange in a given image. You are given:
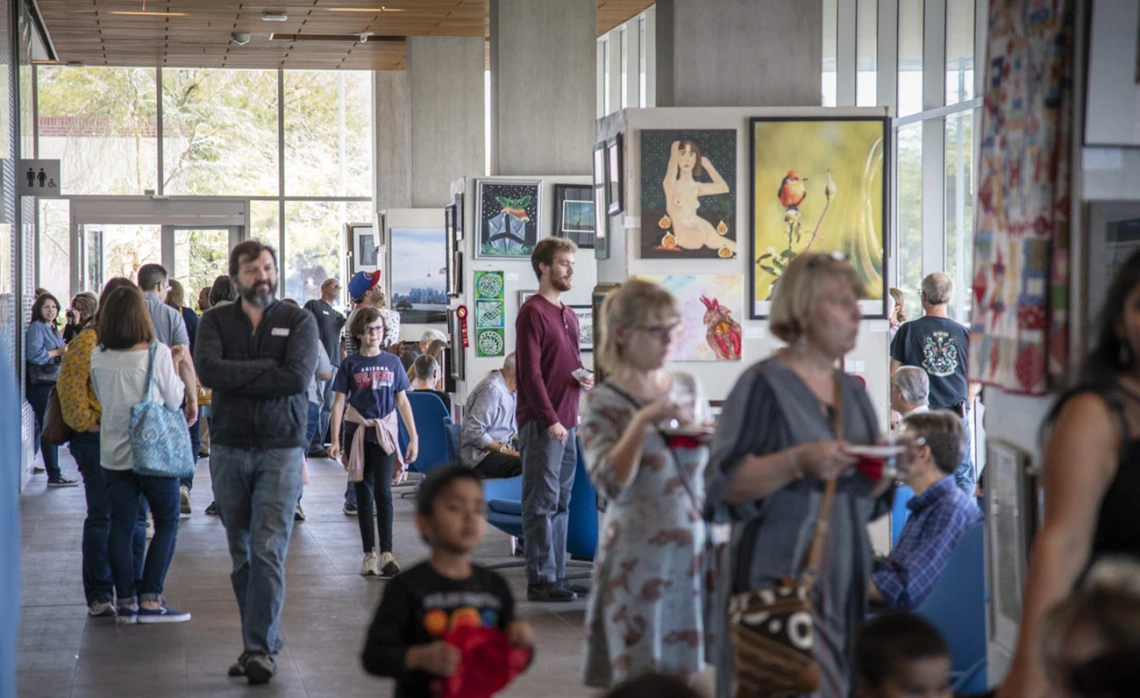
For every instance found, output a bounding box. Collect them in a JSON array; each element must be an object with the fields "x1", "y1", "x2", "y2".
[
  {"x1": 749, "y1": 117, "x2": 889, "y2": 318},
  {"x1": 638, "y1": 274, "x2": 743, "y2": 362}
]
